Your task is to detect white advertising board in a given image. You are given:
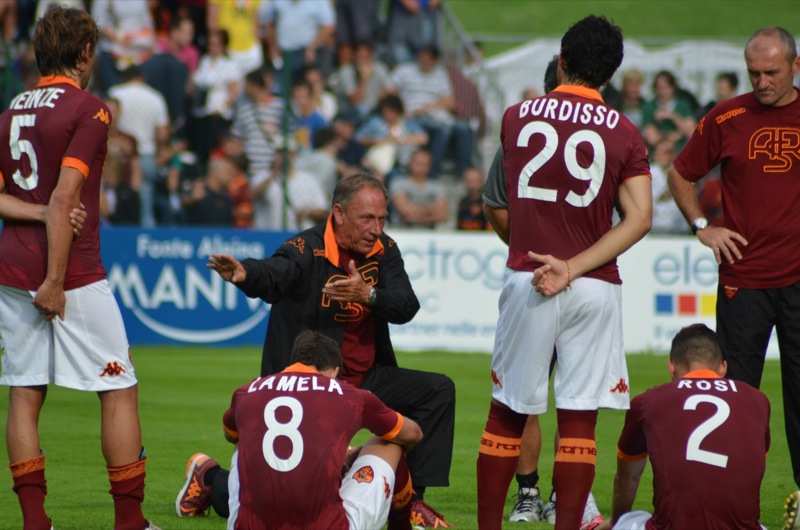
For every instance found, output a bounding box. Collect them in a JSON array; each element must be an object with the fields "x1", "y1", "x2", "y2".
[{"x1": 389, "y1": 231, "x2": 778, "y2": 358}]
